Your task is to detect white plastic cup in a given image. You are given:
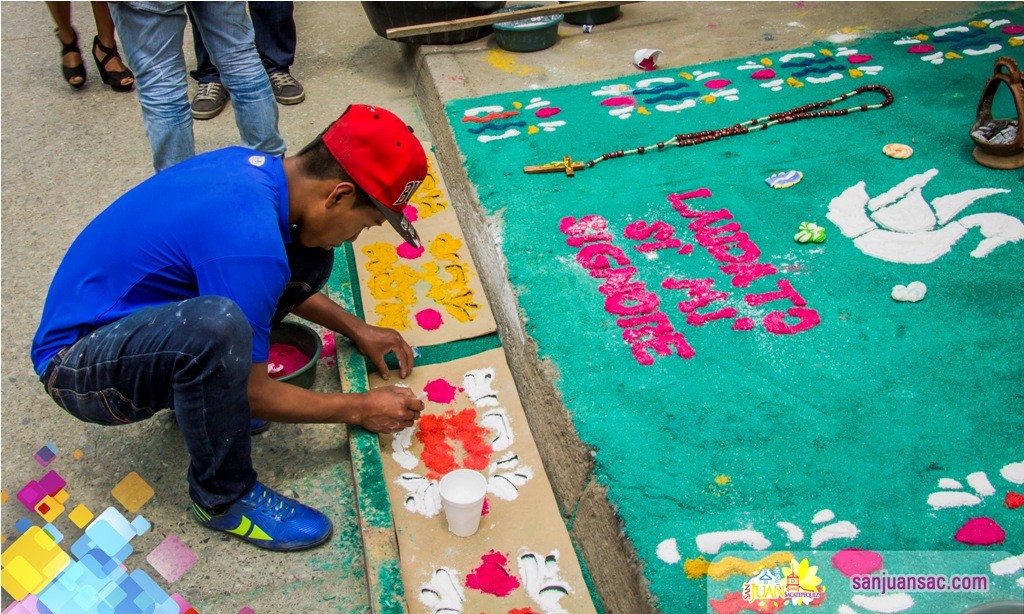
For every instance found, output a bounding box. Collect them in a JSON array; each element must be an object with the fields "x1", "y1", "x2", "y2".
[{"x1": 438, "y1": 469, "x2": 487, "y2": 537}]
